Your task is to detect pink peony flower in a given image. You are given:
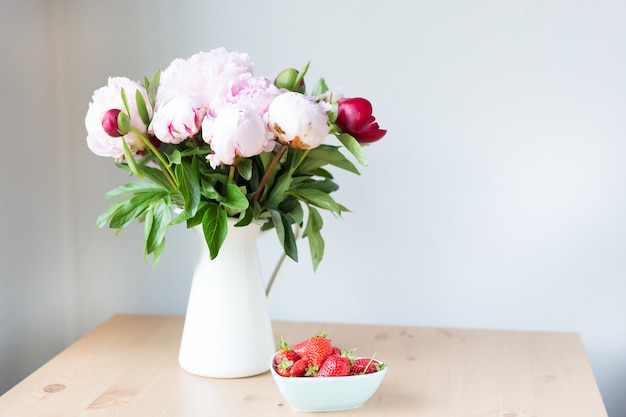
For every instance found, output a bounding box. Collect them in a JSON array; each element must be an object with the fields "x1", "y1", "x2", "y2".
[
  {"x1": 335, "y1": 97, "x2": 386, "y2": 144},
  {"x1": 207, "y1": 73, "x2": 282, "y2": 118},
  {"x1": 150, "y1": 96, "x2": 206, "y2": 144},
  {"x1": 156, "y1": 48, "x2": 254, "y2": 110},
  {"x1": 202, "y1": 105, "x2": 274, "y2": 167},
  {"x1": 85, "y1": 77, "x2": 151, "y2": 158},
  {"x1": 267, "y1": 92, "x2": 330, "y2": 150}
]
